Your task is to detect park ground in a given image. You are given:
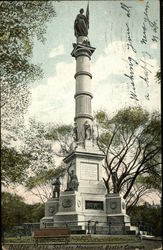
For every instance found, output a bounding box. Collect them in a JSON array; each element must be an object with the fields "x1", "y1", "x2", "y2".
[{"x1": 2, "y1": 235, "x2": 162, "y2": 250}]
